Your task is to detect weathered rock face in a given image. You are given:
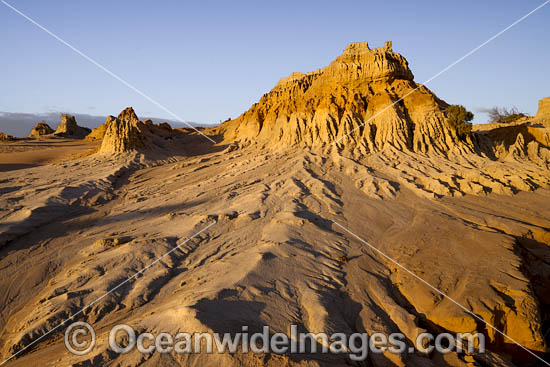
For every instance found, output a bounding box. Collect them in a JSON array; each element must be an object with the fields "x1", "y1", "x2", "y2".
[
  {"x1": 216, "y1": 42, "x2": 550, "y2": 199},
  {"x1": 28, "y1": 122, "x2": 54, "y2": 138},
  {"x1": 98, "y1": 108, "x2": 178, "y2": 154},
  {"x1": 99, "y1": 108, "x2": 146, "y2": 153},
  {"x1": 85, "y1": 116, "x2": 116, "y2": 141},
  {"x1": 221, "y1": 41, "x2": 469, "y2": 155},
  {"x1": 536, "y1": 97, "x2": 550, "y2": 126},
  {"x1": 54, "y1": 114, "x2": 91, "y2": 138},
  {"x1": 0, "y1": 132, "x2": 15, "y2": 141}
]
